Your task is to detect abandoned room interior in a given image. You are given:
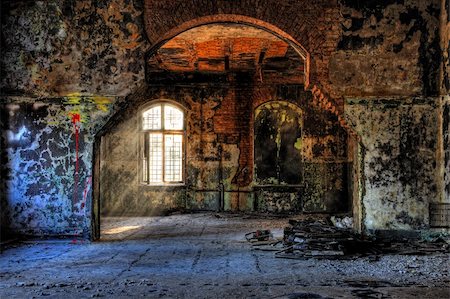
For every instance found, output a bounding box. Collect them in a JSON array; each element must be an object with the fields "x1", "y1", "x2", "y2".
[{"x1": 0, "y1": 0, "x2": 449, "y2": 298}]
